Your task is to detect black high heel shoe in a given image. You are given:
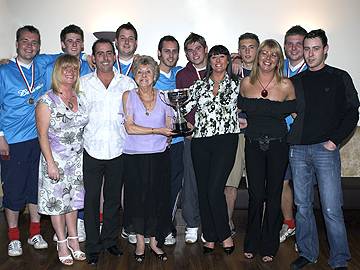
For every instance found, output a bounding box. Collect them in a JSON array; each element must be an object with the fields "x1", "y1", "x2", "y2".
[
  {"x1": 134, "y1": 252, "x2": 145, "y2": 263},
  {"x1": 150, "y1": 248, "x2": 167, "y2": 261},
  {"x1": 223, "y1": 245, "x2": 235, "y2": 255},
  {"x1": 203, "y1": 245, "x2": 215, "y2": 254}
]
